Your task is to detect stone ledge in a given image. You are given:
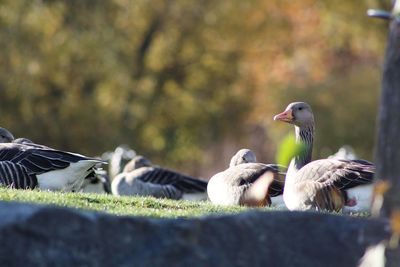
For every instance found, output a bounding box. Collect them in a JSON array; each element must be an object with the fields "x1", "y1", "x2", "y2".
[{"x1": 0, "y1": 202, "x2": 391, "y2": 267}]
